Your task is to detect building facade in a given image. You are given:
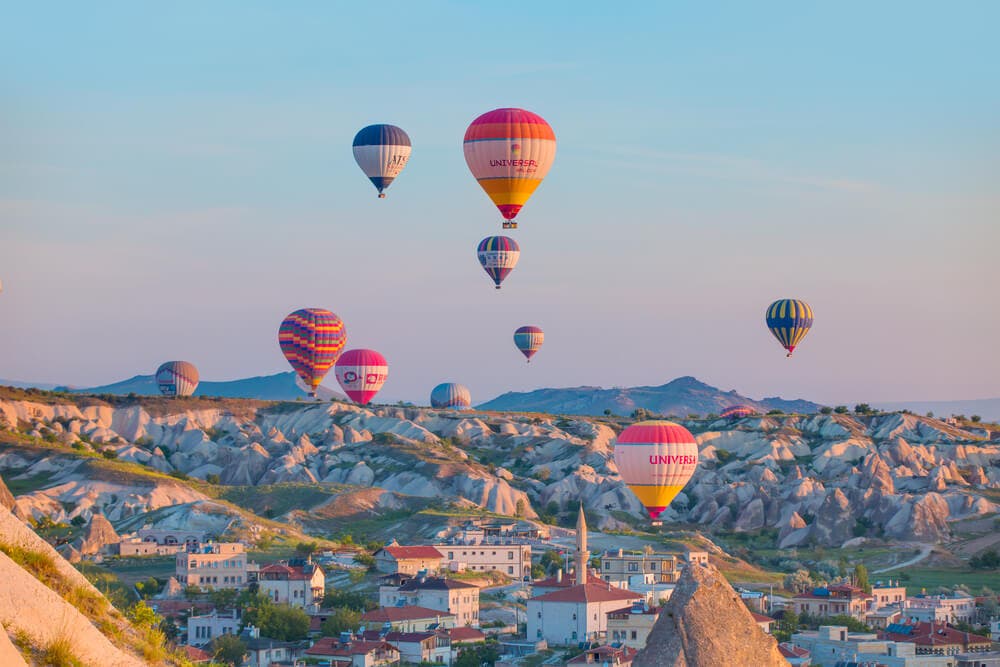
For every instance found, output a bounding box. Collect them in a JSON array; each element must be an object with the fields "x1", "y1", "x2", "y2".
[
  {"x1": 257, "y1": 561, "x2": 325, "y2": 609},
  {"x1": 360, "y1": 606, "x2": 457, "y2": 632},
  {"x1": 436, "y1": 543, "x2": 532, "y2": 580},
  {"x1": 790, "y1": 585, "x2": 872, "y2": 620},
  {"x1": 175, "y1": 542, "x2": 247, "y2": 589},
  {"x1": 379, "y1": 577, "x2": 479, "y2": 627},
  {"x1": 384, "y1": 631, "x2": 451, "y2": 665},
  {"x1": 598, "y1": 549, "x2": 679, "y2": 587},
  {"x1": 374, "y1": 545, "x2": 444, "y2": 575},
  {"x1": 606, "y1": 603, "x2": 660, "y2": 650},
  {"x1": 187, "y1": 608, "x2": 240, "y2": 646}
]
